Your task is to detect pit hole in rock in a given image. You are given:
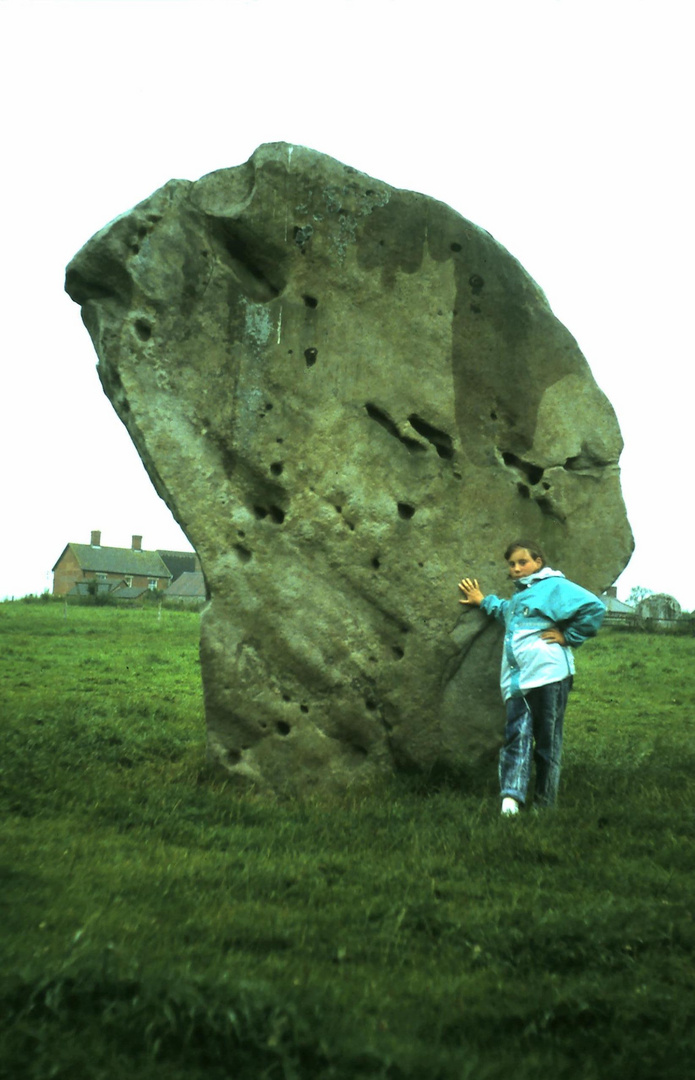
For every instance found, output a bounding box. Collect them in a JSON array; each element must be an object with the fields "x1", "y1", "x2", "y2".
[
  {"x1": 234, "y1": 543, "x2": 252, "y2": 563},
  {"x1": 282, "y1": 693, "x2": 291, "y2": 702},
  {"x1": 371, "y1": 556, "x2": 381, "y2": 569},
  {"x1": 254, "y1": 504, "x2": 286, "y2": 524},
  {"x1": 408, "y1": 415, "x2": 454, "y2": 459},
  {"x1": 517, "y1": 483, "x2": 530, "y2": 499},
  {"x1": 397, "y1": 502, "x2": 416, "y2": 520},
  {"x1": 392, "y1": 645, "x2": 405, "y2": 660},
  {"x1": 353, "y1": 745, "x2": 369, "y2": 757},
  {"x1": 450, "y1": 242, "x2": 462, "y2": 252},
  {"x1": 366, "y1": 403, "x2": 425, "y2": 454},
  {"x1": 303, "y1": 294, "x2": 318, "y2": 308},
  {"x1": 305, "y1": 348, "x2": 318, "y2": 367},
  {"x1": 276, "y1": 721, "x2": 291, "y2": 736},
  {"x1": 365, "y1": 700, "x2": 378, "y2": 711},
  {"x1": 134, "y1": 319, "x2": 152, "y2": 341},
  {"x1": 226, "y1": 749, "x2": 242, "y2": 764},
  {"x1": 502, "y1": 451, "x2": 544, "y2": 485},
  {"x1": 469, "y1": 274, "x2": 485, "y2": 294},
  {"x1": 300, "y1": 704, "x2": 309, "y2": 714},
  {"x1": 270, "y1": 462, "x2": 283, "y2": 476}
]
